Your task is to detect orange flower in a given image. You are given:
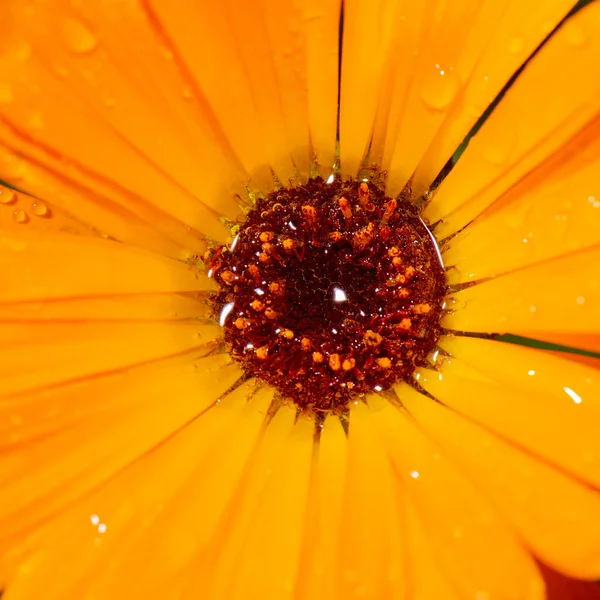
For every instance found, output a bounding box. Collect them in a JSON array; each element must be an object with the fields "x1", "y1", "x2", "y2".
[{"x1": 0, "y1": 1, "x2": 600, "y2": 599}]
